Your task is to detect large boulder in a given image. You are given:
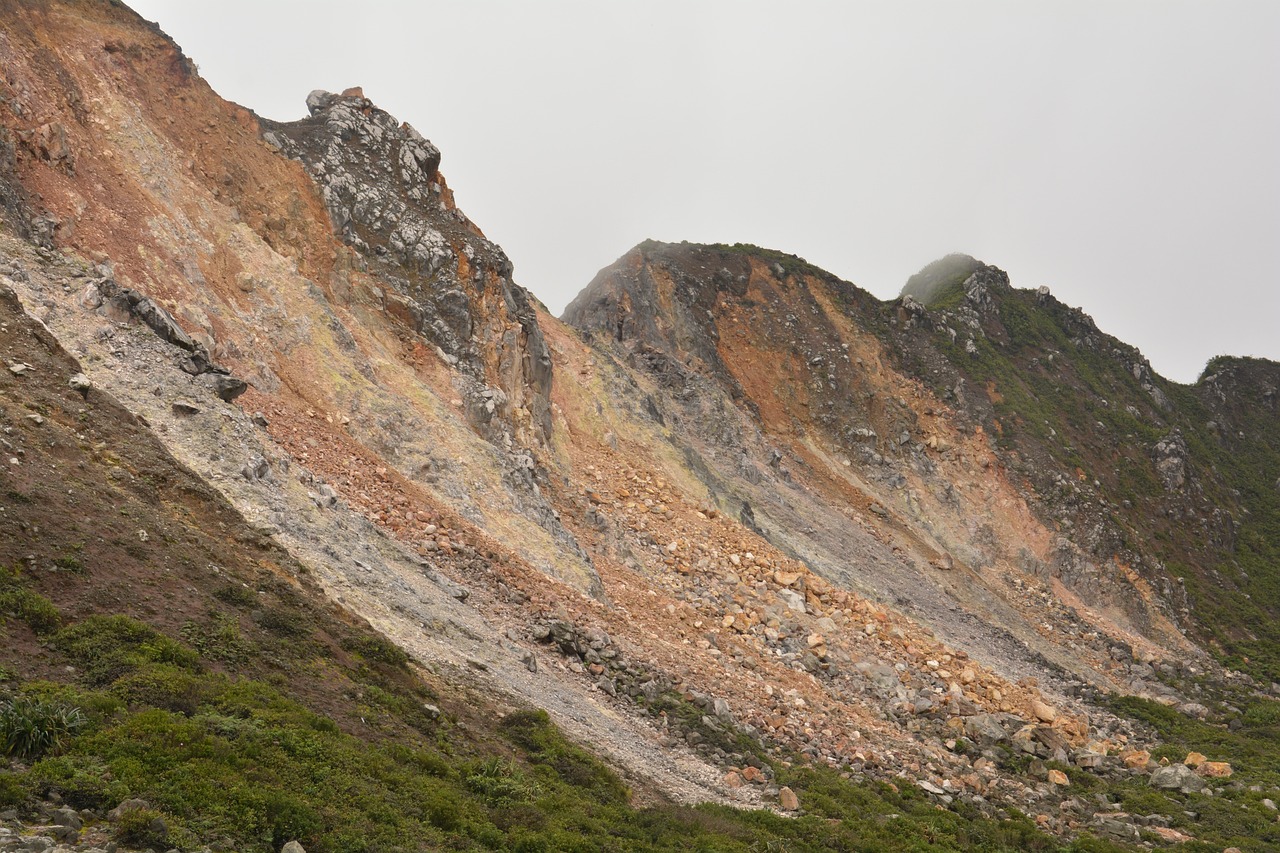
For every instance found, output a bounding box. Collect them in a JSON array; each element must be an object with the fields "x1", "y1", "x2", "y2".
[{"x1": 1149, "y1": 763, "x2": 1206, "y2": 793}]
